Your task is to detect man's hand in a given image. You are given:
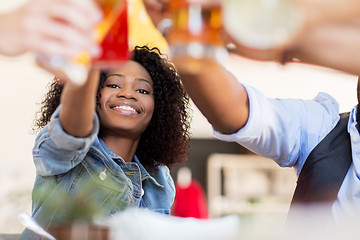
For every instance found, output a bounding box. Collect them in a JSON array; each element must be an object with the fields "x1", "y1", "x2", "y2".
[{"x1": 0, "y1": 0, "x2": 103, "y2": 58}]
